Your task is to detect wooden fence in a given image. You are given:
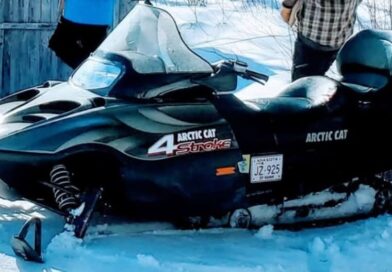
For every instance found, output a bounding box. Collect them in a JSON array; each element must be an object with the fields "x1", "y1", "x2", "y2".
[{"x1": 0, "y1": 0, "x2": 136, "y2": 96}]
